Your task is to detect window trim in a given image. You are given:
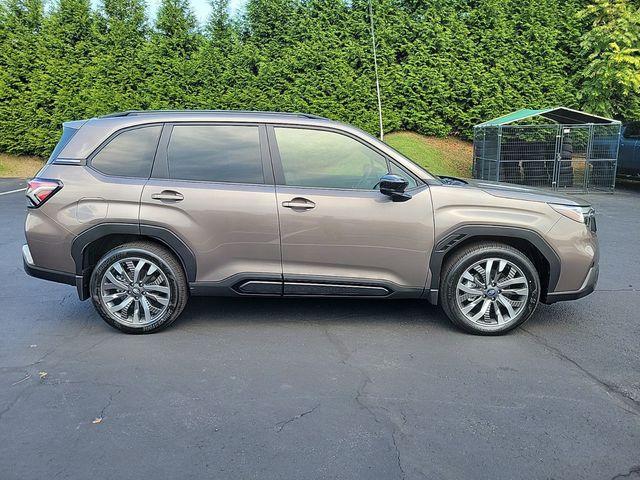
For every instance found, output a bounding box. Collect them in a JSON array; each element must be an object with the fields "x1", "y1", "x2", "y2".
[
  {"x1": 87, "y1": 123, "x2": 164, "y2": 180},
  {"x1": 152, "y1": 122, "x2": 273, "y2": 186},
  {"x1": 266, "y1": 124, "x2": 422, "y2": 191}
]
